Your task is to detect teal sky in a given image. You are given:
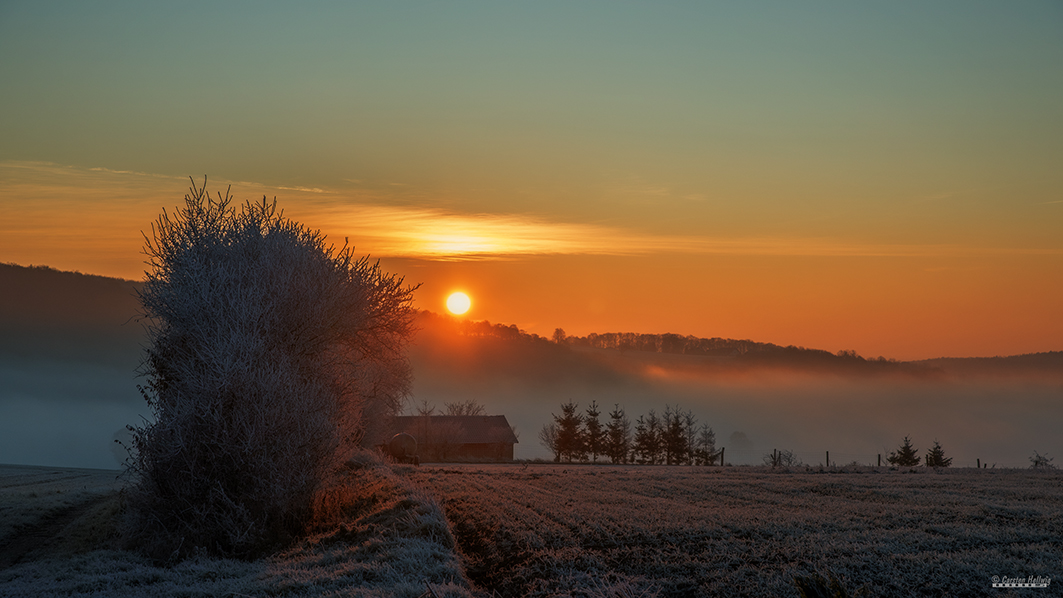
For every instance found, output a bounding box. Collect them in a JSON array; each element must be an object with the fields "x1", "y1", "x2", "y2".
[
  {"x1": 4, "y1": 2, "x2": 1061, "y2": 235},
  {"x1": 2, "y1": 2, "x2": 1062, "y2": 358}
]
